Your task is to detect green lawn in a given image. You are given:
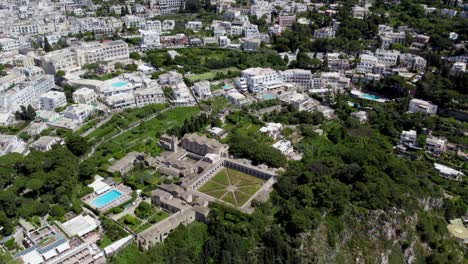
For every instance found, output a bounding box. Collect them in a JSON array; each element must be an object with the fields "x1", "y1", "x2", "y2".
[
  {"x1": 98, "y1": 234, "x2": 113, "y2": 248},
  {"x1": 91, "y1": 107, "x2": 199, "y2": 167},
  {"x1": 238, "y1": 185, "x2": 262, "y2": 195},
  {"x1": 203, "y1": 189, "x2": 227, "y2": 199},
  {"x1": 197, "y1": 167, "x2": 265, "y2": 207},
  {"x1": 221, "y1": 192, "x2": 236, "y2": 205},
  {"x1": 0, "y1": 249, "x2": 13, "y2": 263},
  {"x1": 118, "y1": 215, "x2": 143, "y2": 232},
  {"x1": 233, "y1": 191, "x2": 252, "y2": 206},
  {"x1": 186, "y1": 67, "x2": 240, "y2": 82},
  {"x1": 210, "y1": 171, "x2": 230, "y2": 185},
  {"x1": 149, "y1": 211, "x2": 170, "y2": 223},
  {"x1": 86, "y1": 104, "x2": 167, "y2": 141},
  {"x1": 226, "y1": 168, "x2": 264, "y2": 186},
  {"x1": 198, "y1": 181, "x2": 225, "y2": 193}
]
